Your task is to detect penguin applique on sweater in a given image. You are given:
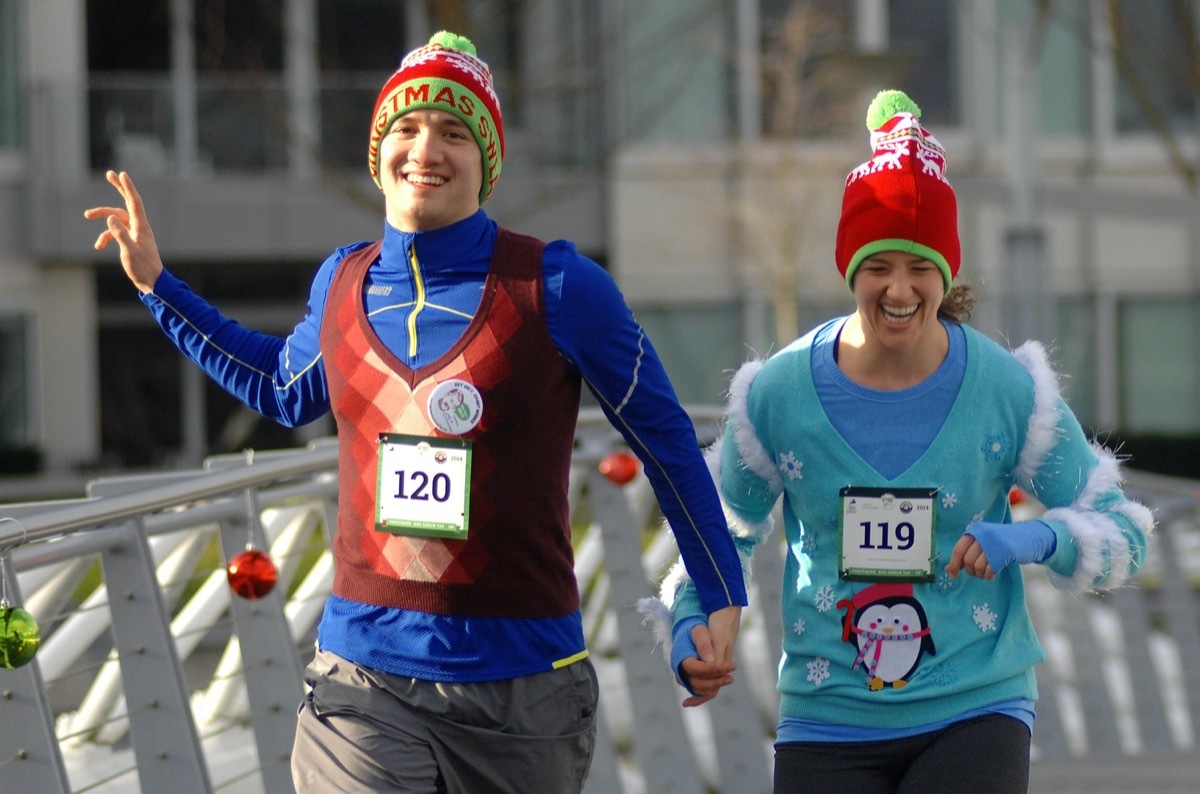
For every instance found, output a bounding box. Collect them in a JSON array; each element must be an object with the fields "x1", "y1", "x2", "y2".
[{"x1": 838, "y1": 583, "x2": 936, "y2": 691}]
